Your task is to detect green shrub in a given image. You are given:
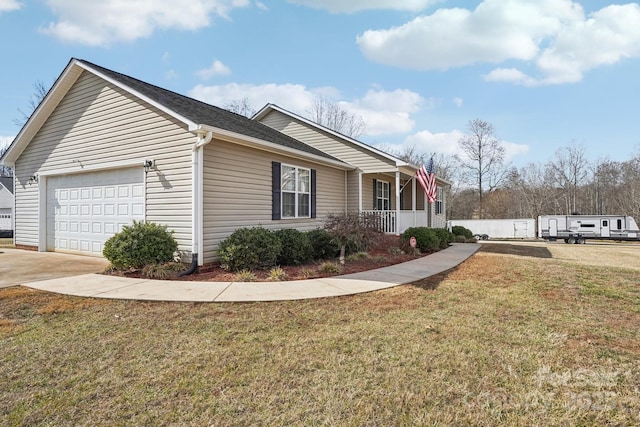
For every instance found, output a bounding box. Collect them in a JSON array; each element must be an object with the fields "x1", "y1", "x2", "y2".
[
  {"x1": 401, "y1": 227, "x2": 440, "y2": 252},
  {"x1": 451, "y1": 225, "x2": 473, "y2": 240},
  {"x1": 274, "y1": 229, "x2": 313, "y2": 265},
  {"x1": 218, "y1": 227, "x2": 282, "y2": 272},
  {"x1": 455, "y1": 235, "x2": 468, "y2": 243},
  {"x1": 103, "y1": 221, "x2": 178, "y2": 270},
  {"x1": 432, "y1": 227, "x2": 453, "y2": 249},
  {"x1": 388, "y1": 246, "x2": 404, "y2": 255},
  {"x1": 306, "y1": 228, "x2": 339, "y2": 260}
]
